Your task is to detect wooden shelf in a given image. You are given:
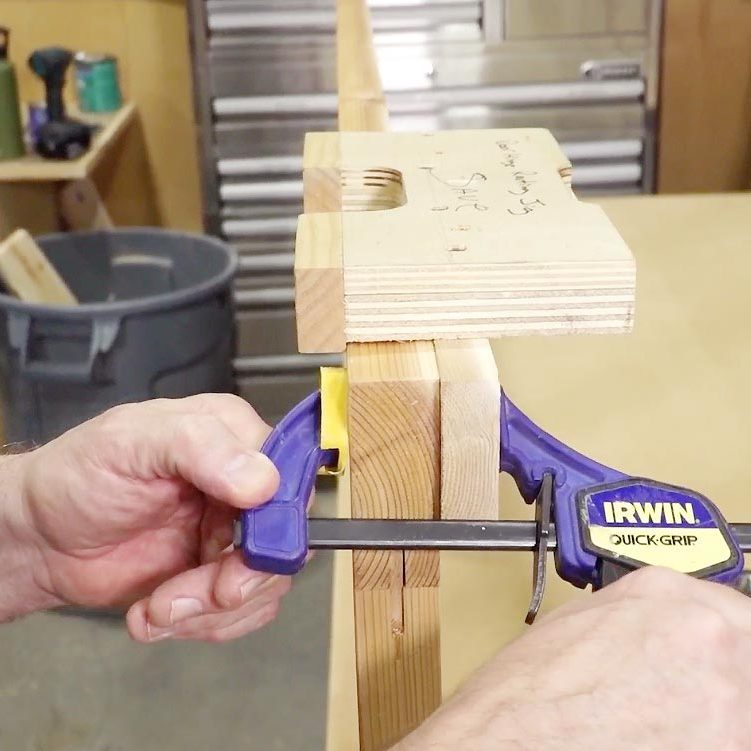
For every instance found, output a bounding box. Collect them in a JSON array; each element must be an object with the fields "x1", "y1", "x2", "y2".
[{"x1": 0, "y1": 103, "x2": 136, "y2": 183}]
